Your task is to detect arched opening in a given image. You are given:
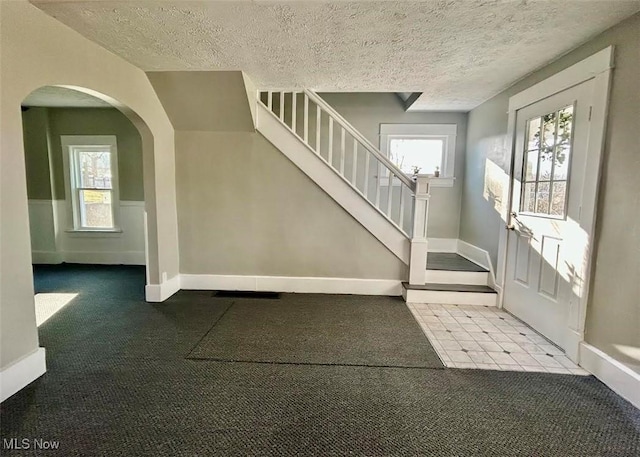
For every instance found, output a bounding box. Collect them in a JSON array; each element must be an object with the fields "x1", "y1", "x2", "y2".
[{"x1": 20, "y1": 85, "x2": 156, "y2": 325}]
